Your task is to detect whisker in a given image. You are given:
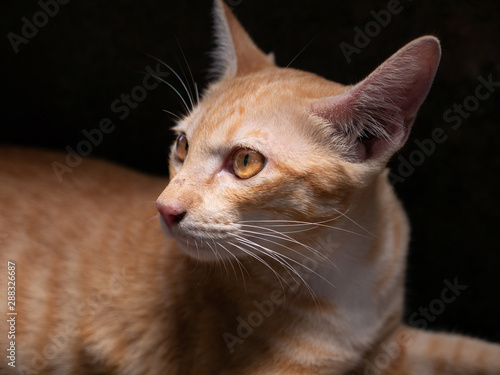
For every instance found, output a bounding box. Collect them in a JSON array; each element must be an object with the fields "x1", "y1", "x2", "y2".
[
  {"x1": 229, "y1": 240, "x2": 289, "y2": 291},
  {"x1": 240, "y1": 219, "x2": 371, "y2": 239},
  {"x1": 187, "y1": 239, "x2": 201, "y2": 274},
  {"x1": 240, "y1": 227, "x2": 329, "y2": 260},
  {"x1": 215, "y1": 240, "x2": 236, "y2": 278},
  {"x1": 211, "y1": 239, "x2": 230, "y2": 277},
  {"x1": 237, "y1": 234, "x2": 334, "y2": 291},
  {"x1": 206, "y1": 241, "x2": 218, "y2": 259},
  {"x1": 146, "y1": 54, "x2": 195, "y2": 111},
  {"x1": 217, "y1": 241, "x2": 249, "y2": 292},
  {"x1": 176, "y1": 38, "x2": 199, "y2": 105},
  {"x1": 235, "y1": 235, "x2": 321, "y2": 302},
  {"x1": 150, "y1": 74, "x2": 191, "y2": 115},
  {"x1": 240, "y1": 229, "x2": 337, "y2": 270},
  {"x1": 285, "y1": 35, "x2": 317, "y2": 68},
  {"x1": 239, "y1": 221, "x2": 320, "y2": 235},
  {"x1": 332, "y1": 206, "x2": 378, "y2": 239},
  {"x1": 240, "y1": 216, "x2": 342, "y2": 227},
  {"x1": 144, "y1": 215, "x2": 158, "y2": 225},
  {"x1": 194, "y1": 83, "x2": 199, "y2": 105},
  {"x1": 162, "y1": 109, "x2": 183, "y2": 122},
  {"x1": 175, "y1": 56, "x2": 195, "y2": 111},
  {"x1": 240, "y1": 224, "x2": 339, "y2": 263}
]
